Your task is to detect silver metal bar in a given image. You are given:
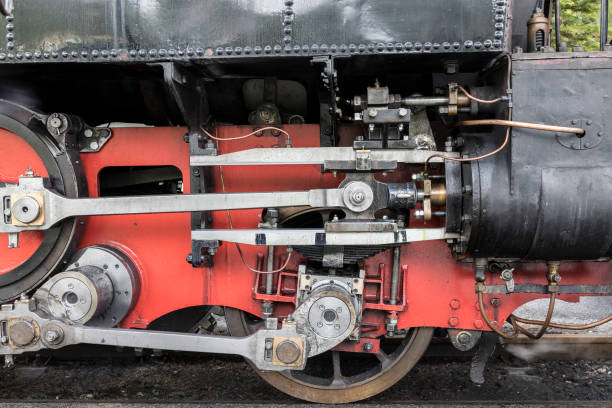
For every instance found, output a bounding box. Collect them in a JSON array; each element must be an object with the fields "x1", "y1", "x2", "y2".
[
  {"x1": 266, "y1": 246, "x2": 275, "y2": 294},
  {"x1": 402, "y1": 96, "x2": 450, "y2": 106},
  {"x1": 190, "y1": 147, "x2": 457, "y2": 167},
  {"x1": 390, "y1": 246, "x2": 400, "y2": 305},
  {"x1": 74, "y1": 325, "x2": 253, "y2": 356},
  {"x1": 191, "y1": 228, "x2": 458, "y2": 246},
  {"x1": 1, "y1": 180, "x2": 343, "y2": 233}
]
